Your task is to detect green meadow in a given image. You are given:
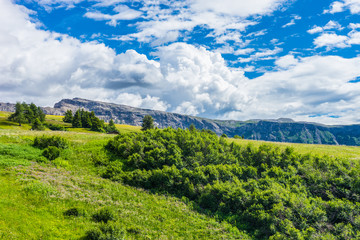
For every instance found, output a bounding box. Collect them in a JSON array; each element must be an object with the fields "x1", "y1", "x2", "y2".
[
  {"x1": 1, "y1": 111, "x2": 360, "y2": 239},
  {"x1": 0, "y1": 112, "x2": 242, "y2": 239}
]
